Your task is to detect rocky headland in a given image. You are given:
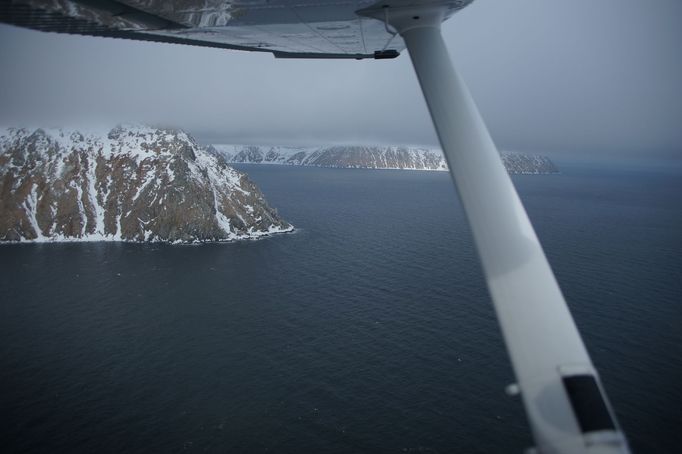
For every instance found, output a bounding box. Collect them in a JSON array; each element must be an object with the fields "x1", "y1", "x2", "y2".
[{"x1": 0, "y1": 126, "x2": 292, "y2": 243}]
